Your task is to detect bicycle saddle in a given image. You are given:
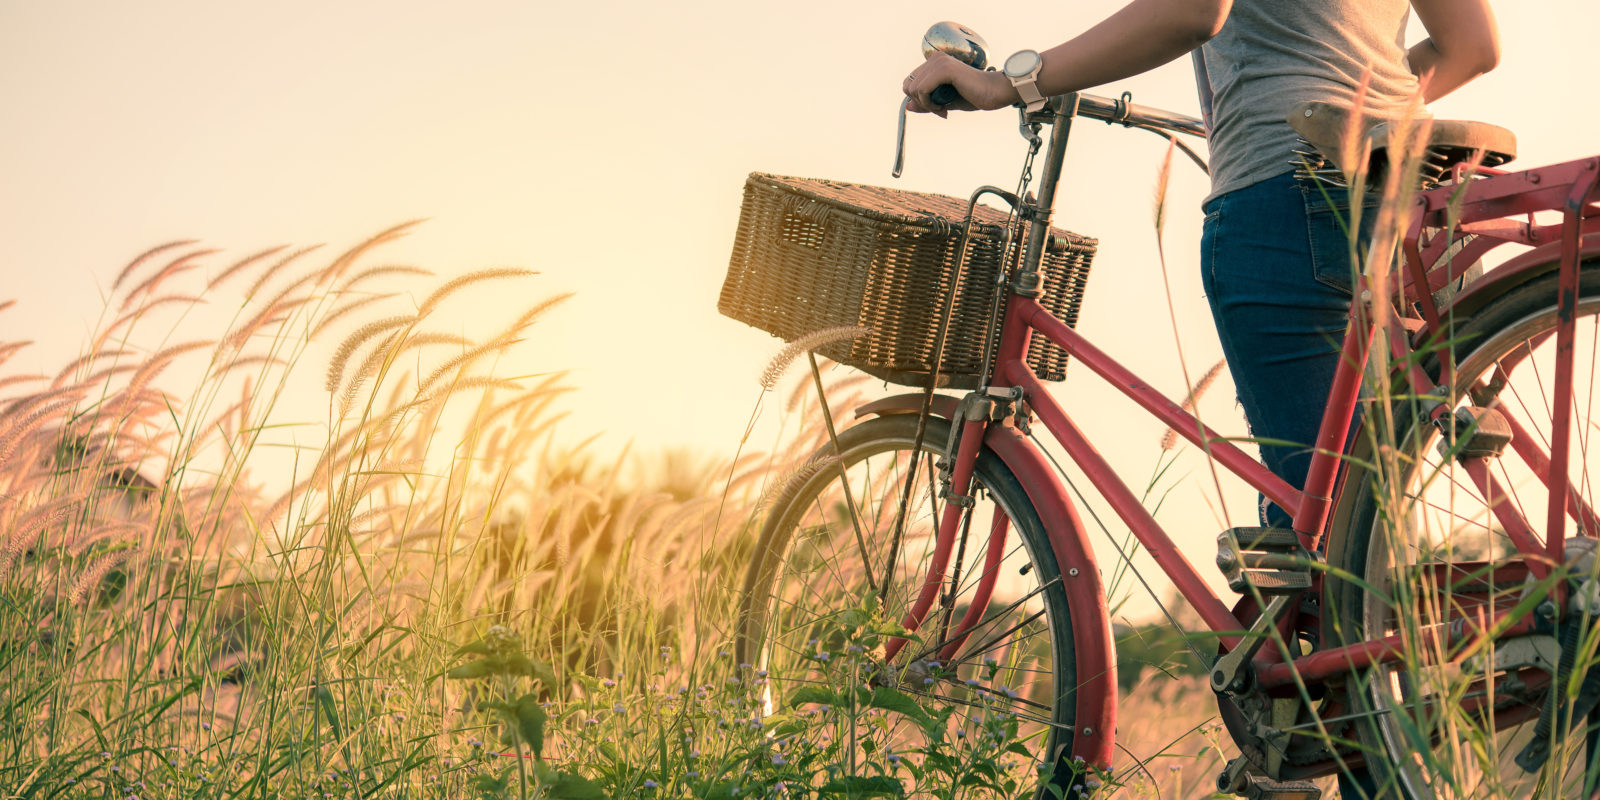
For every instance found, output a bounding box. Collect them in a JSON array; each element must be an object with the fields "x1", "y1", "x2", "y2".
[{"x1": 1288, "y1": 99, "x2": 1517, "y2": 179}]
